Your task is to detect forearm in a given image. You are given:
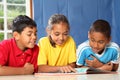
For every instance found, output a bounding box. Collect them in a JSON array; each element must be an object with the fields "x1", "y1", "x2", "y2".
[
  {"x1": 68, "y1": 62, "x2": 76, "y2": 68},
  {"x1": 112, "y1": 64, "x2": 119, "y2": 71},
  {"x1": 98, "y1": 65, "x2": 112, "y2": 71},
  {"x1": 38, "y1": 62, "x2": 76, "y2": 73},
  {"x1": 38, "y1": 65, "x2": 60, "y2": 73},
  {"x1": 0, "y1": 66, "x2": 25, "y2": 76},
  {"x1": 97, "y1": 63, "x2": 118, "y2": 71}
]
